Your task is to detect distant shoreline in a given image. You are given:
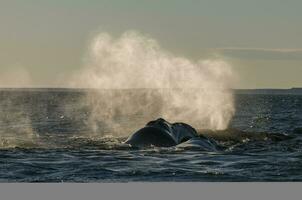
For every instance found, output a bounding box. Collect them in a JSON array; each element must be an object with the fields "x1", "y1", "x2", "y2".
[
  {"x1": 0, "y1": 87, "x2": 301, "y2": 95},
  {"x1": 235, "y1": 88, "x2": 302, "y2": 95}
]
